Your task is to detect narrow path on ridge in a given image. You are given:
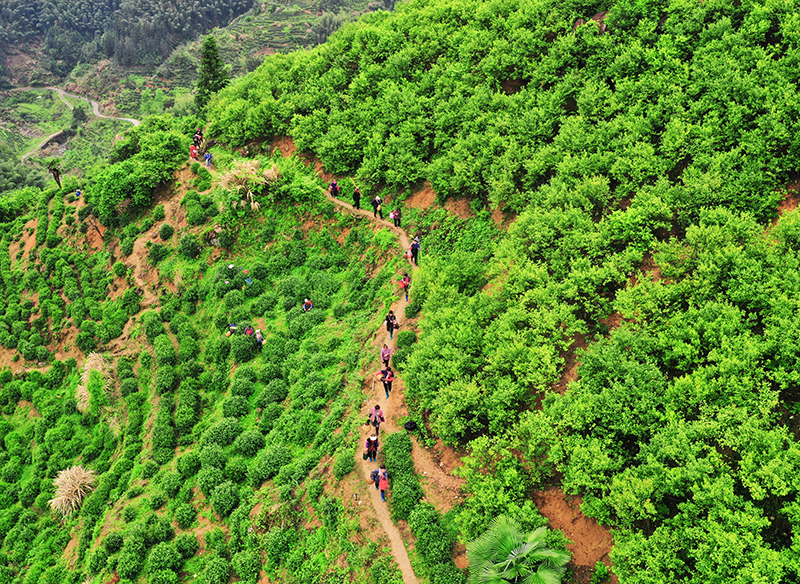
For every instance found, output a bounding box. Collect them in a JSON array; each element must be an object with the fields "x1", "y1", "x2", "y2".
[{"x1": 319, "y1": 191, "x2": 422, "y2": 583}]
